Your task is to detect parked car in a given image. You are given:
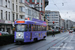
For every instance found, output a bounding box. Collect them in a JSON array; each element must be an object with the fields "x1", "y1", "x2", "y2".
[
  {"x1": 69, "y1": 30, "x2": 73, "y2": 33},
  {"x1": 0, "y1": 31, "x2": 9, "y2": 36}
]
